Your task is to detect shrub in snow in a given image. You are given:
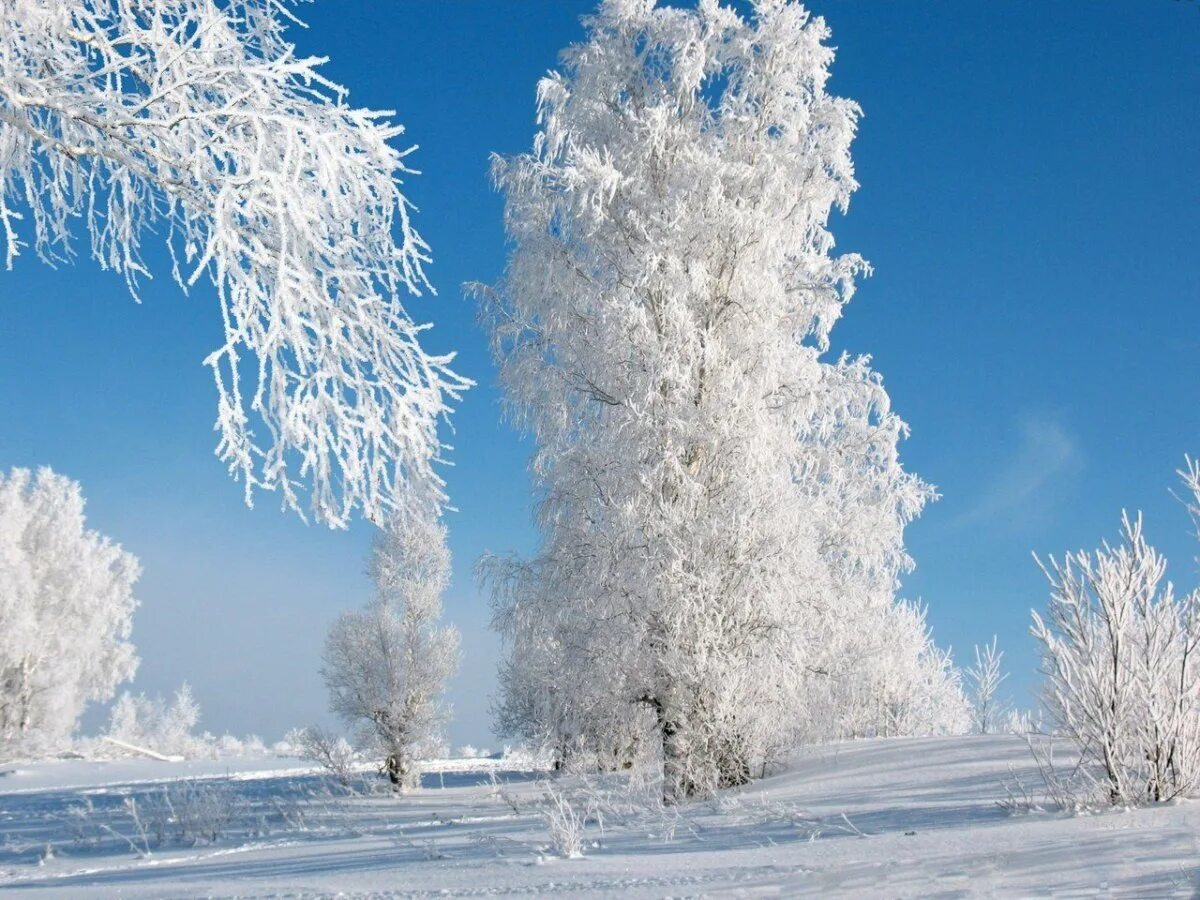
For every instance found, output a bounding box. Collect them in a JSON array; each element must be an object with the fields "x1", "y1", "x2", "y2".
[
  {"x1": 0, "y1": 0, "x2": 467, "y2": 527},
  {"x1": 807, "y1": 600, "x2": 971, "y2": 742},
  {"x1": 214, "y1": 734, "x2": 244, "y2": 757},
  {"x1": 244, "y1": 734, "x2": 267, "y2": 756},
  {"x1": 107, "y1": 684, "x2": 204, "y2": 759},
  {"x1": 1033, "y1": 505, "x2": 1200, "y2": 805},
  {"x1": 1005, "y1": 708, "x2": 1043, "y2": 736},
  {"x1": 151, "y1": 781, "x2": 242, "y2": 846},
  {"x1": 276, "y1": 726, "x2": 342, "y2": 760},
  {"x1": 295, "y1": 725, "x2": 358, "y2": 792},
  {"x1": 274, "y1": 727, "x2": 313, "y2": 758},
  {"x1": 966, "y1": 637, "x2": 1010, "y2": 735},
  {"x1": 478, "y1": 0, "x2": 946, "y2": 801},
  {"x1": 68, "y1": 780, "x2": 244, "y2": 855},
  {"x1": 0, "y1": 468, "x2": 139, "y2": 755},
  {"x1": 998, "y1": 733, "x2": 1085, "y2": 815},
  {"x1": 540, "y1": 783, "x2": 595, "y2": 860},
  {"x1": 209, "y1": 733, "x2": 267, "y2": 759},
  {"x1": 322, "y1": 517, "x2": 460, "y2": 790}
]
